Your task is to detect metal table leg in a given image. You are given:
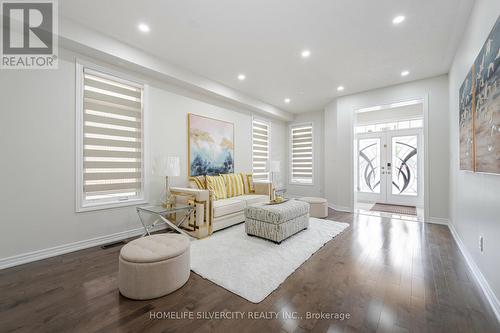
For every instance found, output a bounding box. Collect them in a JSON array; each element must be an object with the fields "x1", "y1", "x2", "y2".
[
  {"x1": 136, "y1": 206, "x2": 195, "y2": 238},
  {"x1": 137, "y1": 208, "x2": 150, "y2": 236}
]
